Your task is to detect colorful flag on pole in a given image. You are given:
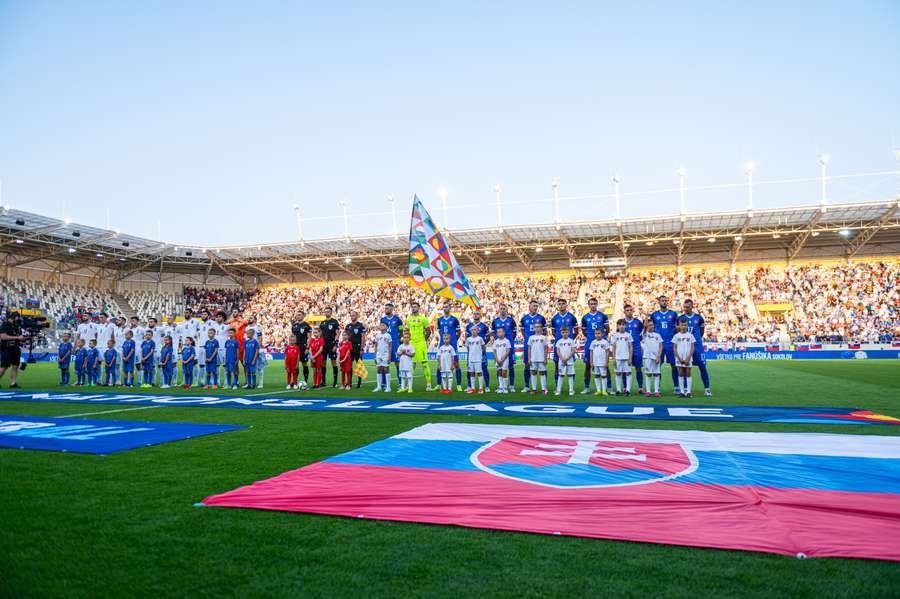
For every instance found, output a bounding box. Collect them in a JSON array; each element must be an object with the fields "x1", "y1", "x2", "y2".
[{"x1": 407, "y1": 196, "x2": 481, "y2": 309}]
